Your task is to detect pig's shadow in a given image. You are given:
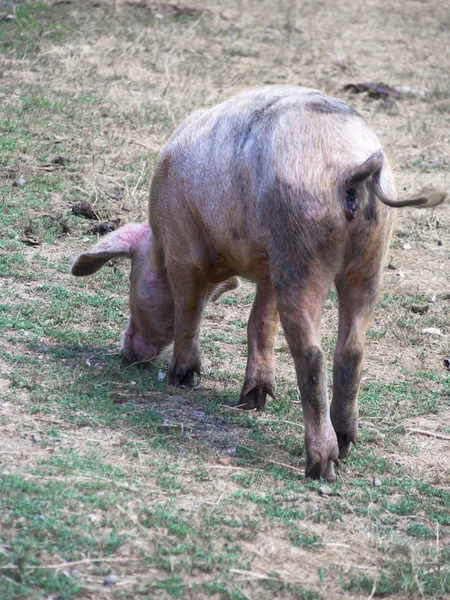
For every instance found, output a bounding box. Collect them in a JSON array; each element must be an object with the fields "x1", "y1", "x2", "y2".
[{"x1": 74, "y1": 349, "x2": 306, "y2": 474}]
